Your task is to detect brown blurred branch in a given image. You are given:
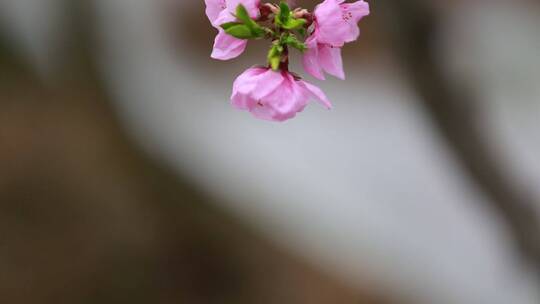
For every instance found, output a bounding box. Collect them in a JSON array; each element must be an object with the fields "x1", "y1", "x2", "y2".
[{"x1": 378, "y1": 1, "x2": 540, "y2": 271}]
